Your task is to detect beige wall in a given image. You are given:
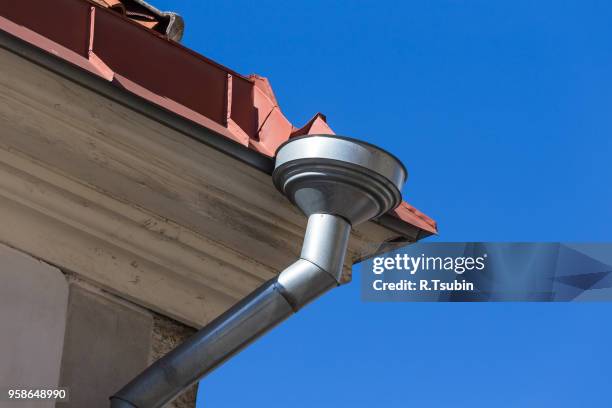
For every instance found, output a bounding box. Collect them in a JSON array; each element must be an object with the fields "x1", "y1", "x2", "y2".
[
  {"x1": 0, "y1": 243, "x2": 69, "y2": 408},
  {"x1": 56, "y1": 285, "x2": 196, "y2": 408},
  {"x1": 57, "y1": 284, "x2": 153, "y2": 408},
  {"x1": 151, "y1": 315, "x2": 197, "y2": 408},
  {"x1": 0, "y1": 243, "x2": 196, "y2": 408}
]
